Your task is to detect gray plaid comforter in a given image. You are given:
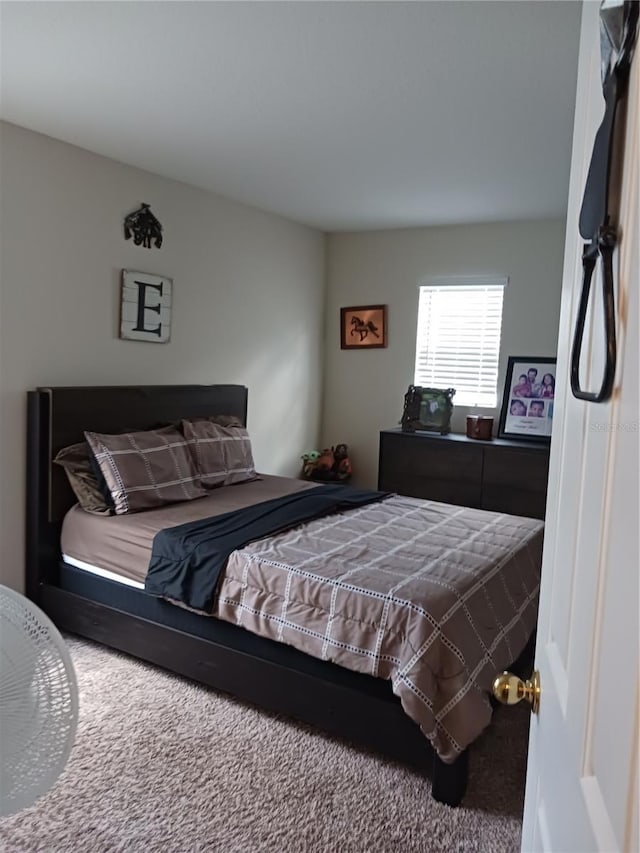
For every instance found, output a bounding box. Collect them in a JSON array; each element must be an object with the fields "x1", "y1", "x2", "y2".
[{"x1": 214, "y1": 494, "x2": 543, "y2": 762}]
